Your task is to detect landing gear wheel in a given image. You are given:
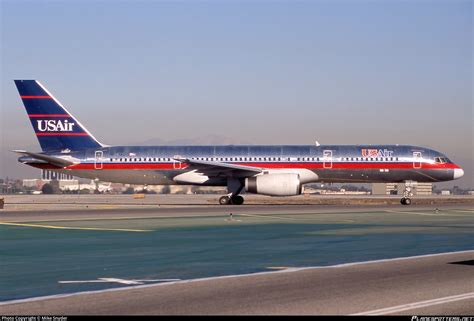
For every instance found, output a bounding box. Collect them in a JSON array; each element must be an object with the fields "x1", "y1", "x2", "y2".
[
  {"x1": 401, "y1": 198, "x2": 412, "y2": 205},
  {"x1": 231, "y1": 195, "x2": 244, "y2": 205},
  {"x1": 219, "y1": 196, "x2": 231, "y2": 205}
]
